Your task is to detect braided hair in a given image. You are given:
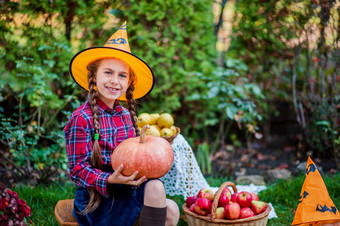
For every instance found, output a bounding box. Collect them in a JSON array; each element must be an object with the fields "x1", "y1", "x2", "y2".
[
  {"x1": 125, "y1": 70, "x2": 140, "y2": 137},
  {"x1": 80, "y1": 59, "x2": 102, "y2": 215},
  {"x1": 81, "y1": 58, "x2": 139, "y2": 215}
]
